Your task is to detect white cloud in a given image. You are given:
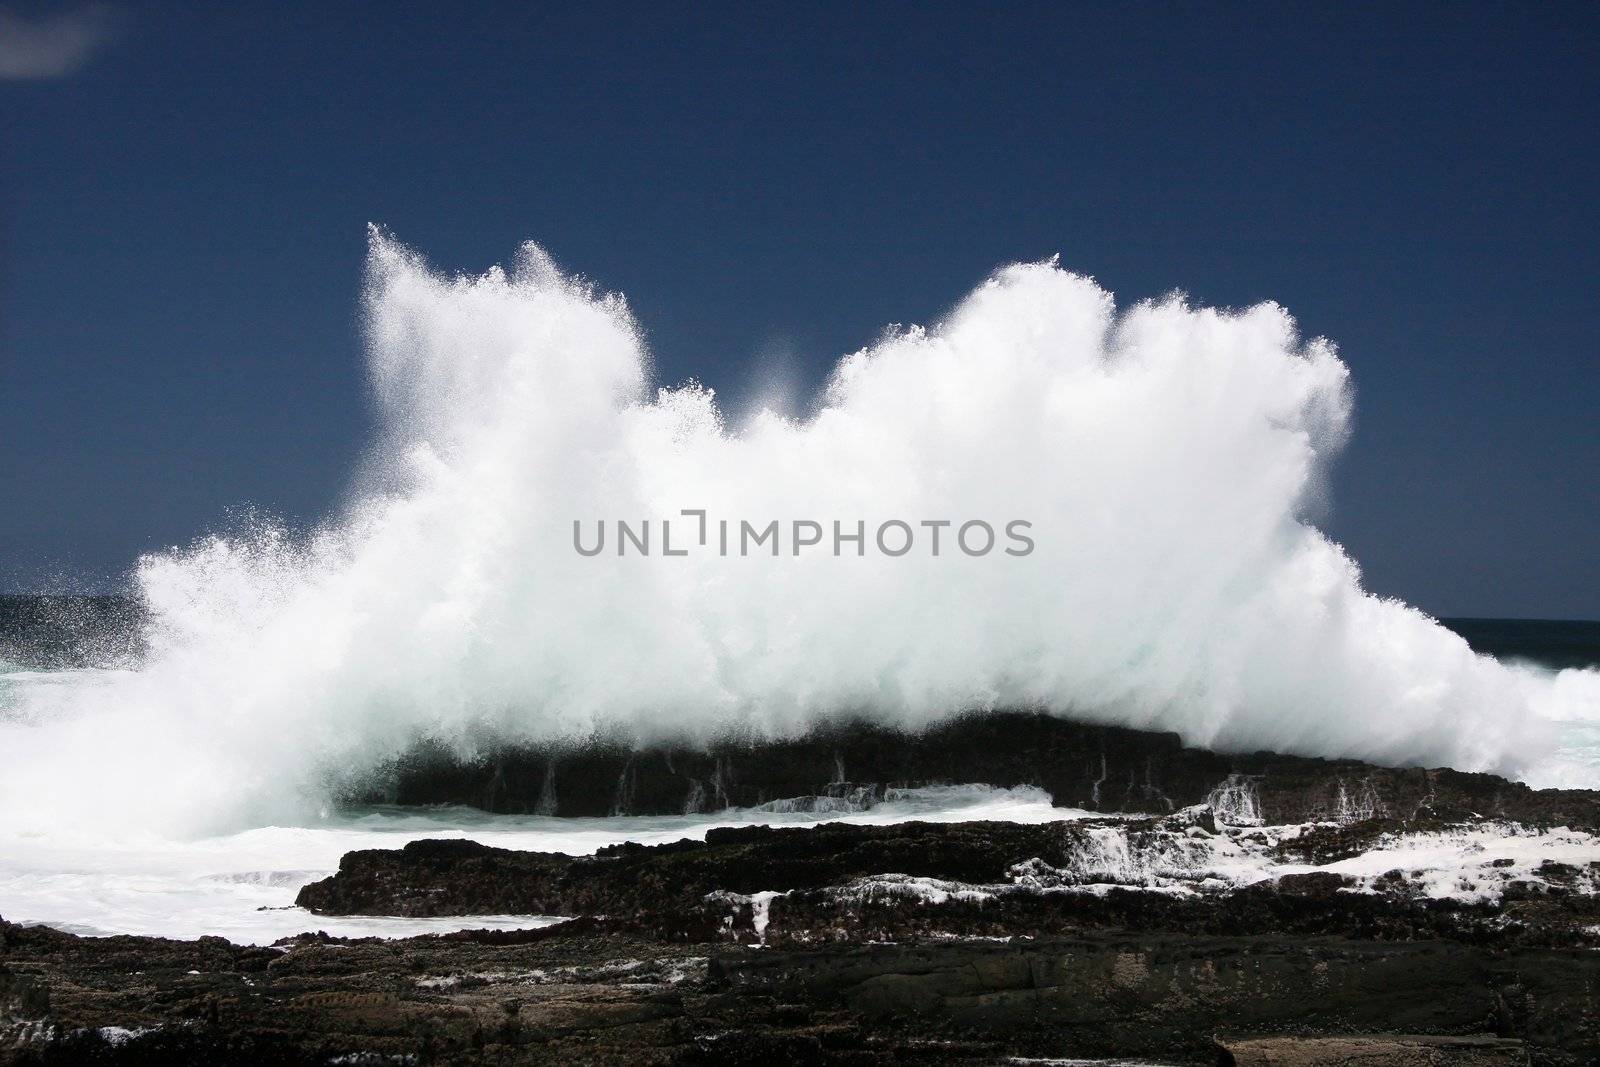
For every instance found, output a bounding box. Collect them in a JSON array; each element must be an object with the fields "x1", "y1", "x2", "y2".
[{"x1": 0, "y1": 4, "x2": 117, "y2": 80}]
